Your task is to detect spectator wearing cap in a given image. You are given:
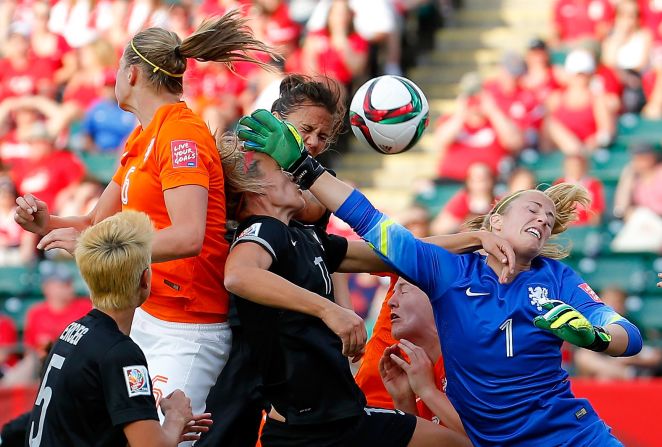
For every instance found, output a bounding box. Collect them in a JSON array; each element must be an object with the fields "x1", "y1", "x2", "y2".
[
  {"x1": 483, "y1": 51, "x2": 540, "y2": 136},
  {"x1": 434, "y1": 72, "x2": 524, "y2": 182},
  {"x1": 79, "y1": 70, "x2": 137, "y2": 153},
  {"x1": 0, "y1": 173, "x2": 37, "y2": 266},
  {"x1": 614, "y1": 141, "x2": 662, "y2": 218},
  {"x1": 521, "y1": 38, "x2": 561, "y2": 106},
  {"x1": 22, "y1": 261, "x2": 92, "y2": 357},
  {"x1": 541, "y1": 49, "x2": 615, "y2": 155},
  {"x1": 0, "y1": 22, "x2": 55, "y2": 101},
  {"x1": 9, "y1": 121, "x2": 85, "y2": 211},
  {"x1": 553, "y1": 155, "x2": 606, "y2": 225},
  {"x1": 551, "y1": 0, "x2": 615, "y2": 46}
]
